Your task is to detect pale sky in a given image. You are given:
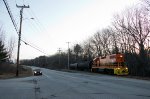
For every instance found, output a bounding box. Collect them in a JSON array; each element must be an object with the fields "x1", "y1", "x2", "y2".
[{"x1": 0, "y1": 0, "x2": 139, "y2": 59}]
